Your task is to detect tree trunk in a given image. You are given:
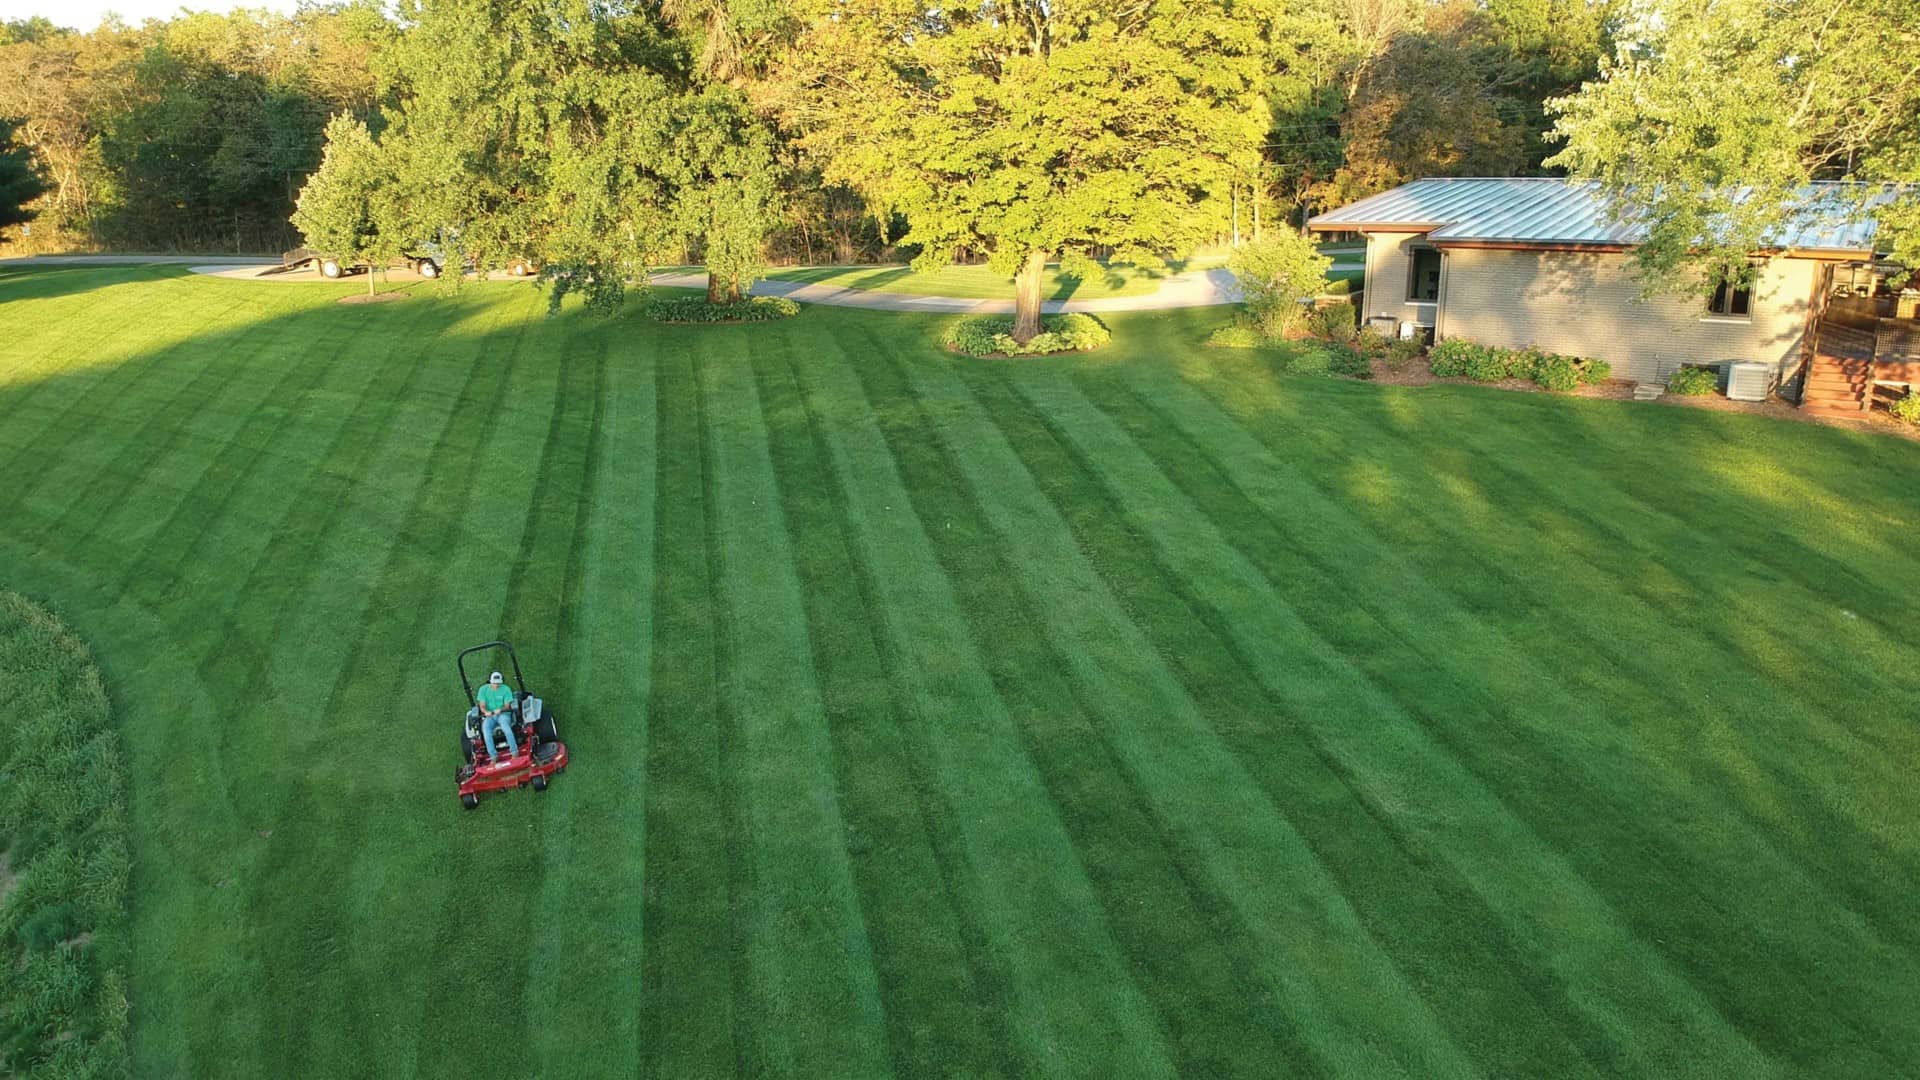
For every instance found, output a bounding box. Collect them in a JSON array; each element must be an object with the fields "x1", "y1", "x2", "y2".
[
  {"x1": 368, "y1": 267, "x2": 376, "y2": 297},
  {"x1": 1011, "y1": 249, "x2": 1048, "y2": 344},
  {"x1": 707, "y1": 271, "x2": 724, "y2": 304}
]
